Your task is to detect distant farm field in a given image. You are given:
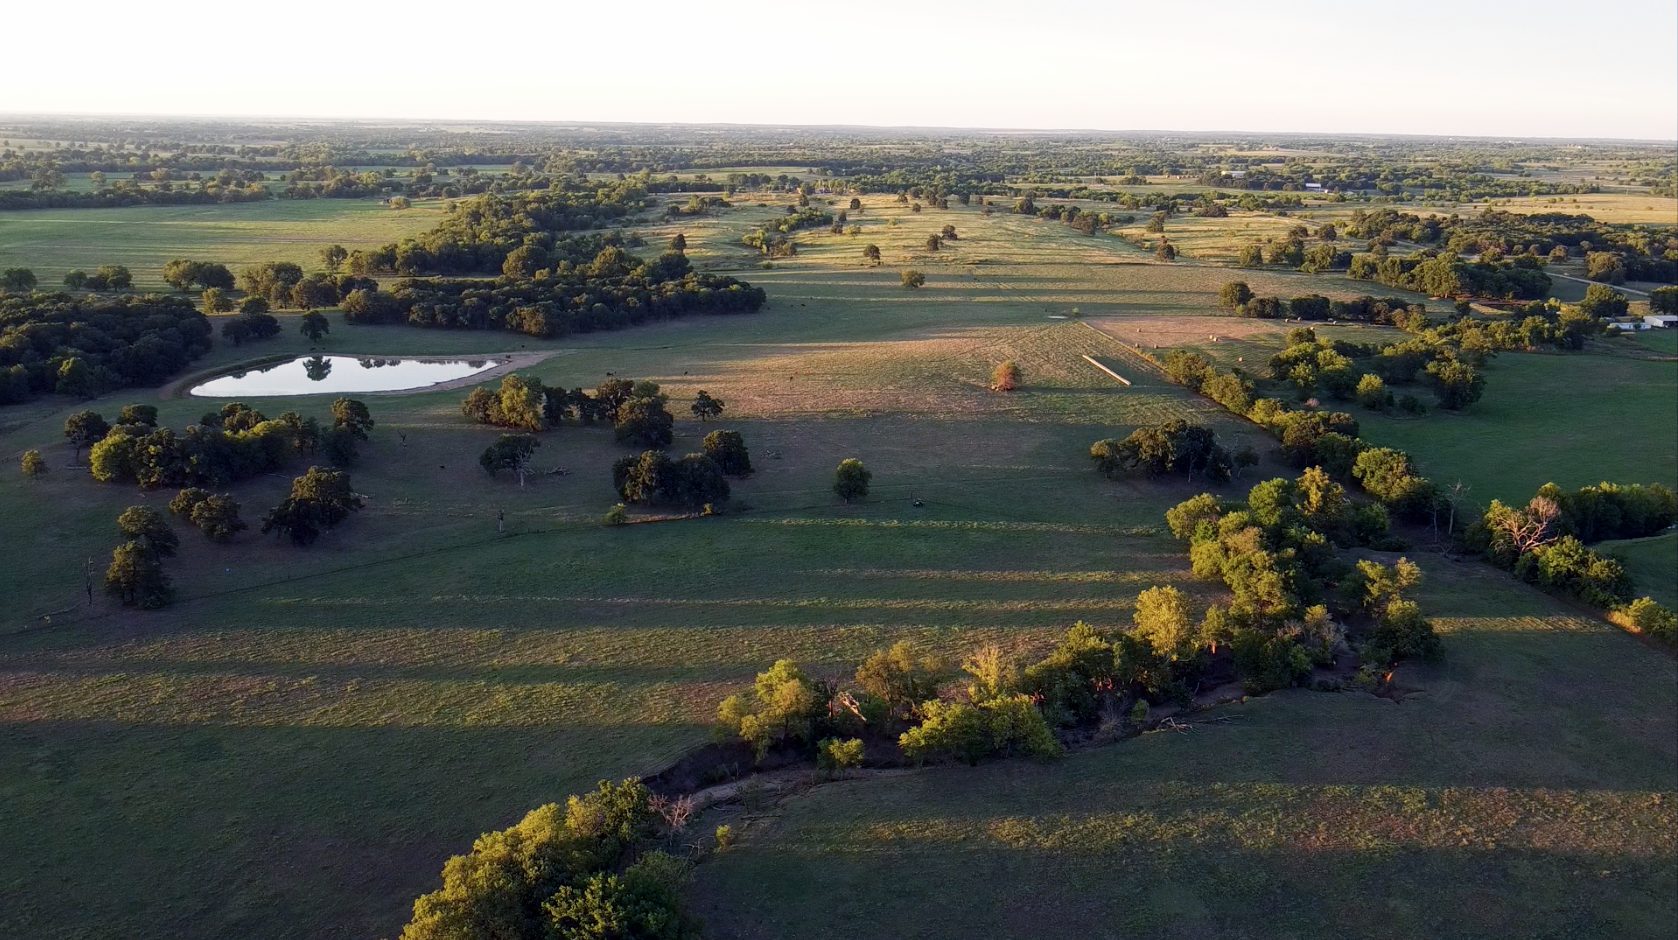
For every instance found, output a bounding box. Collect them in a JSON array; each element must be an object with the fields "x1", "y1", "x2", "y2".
[{"x1": 0, "y1": 199, "x2": 444, "y2": 290}]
